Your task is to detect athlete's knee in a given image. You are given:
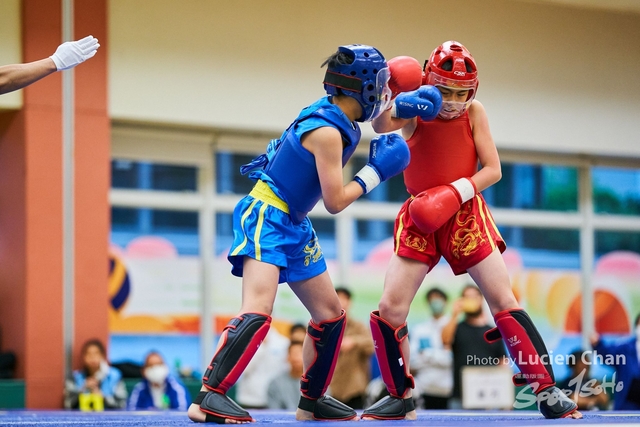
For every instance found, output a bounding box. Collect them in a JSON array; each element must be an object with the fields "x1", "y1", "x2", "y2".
[
  {"x1": 488, "y1": 293, "x2": 520, "y2": 315},
  {"x1": 377, "y1": 298, "x2": 410, "y2": 327}
]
